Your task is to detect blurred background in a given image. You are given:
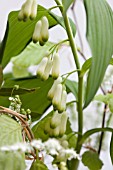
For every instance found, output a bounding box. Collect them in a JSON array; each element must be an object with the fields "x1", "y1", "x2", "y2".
[{"x1": 0, "y1": 0, "x2": 113, "y2": 169}]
